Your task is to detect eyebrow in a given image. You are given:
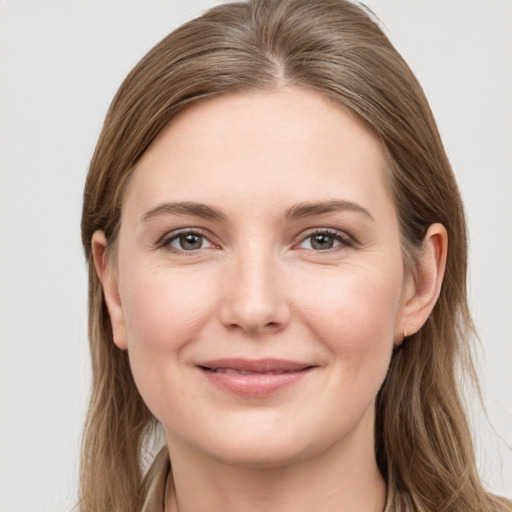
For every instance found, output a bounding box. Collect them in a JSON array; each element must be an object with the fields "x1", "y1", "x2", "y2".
[
  {"x1": 141, "y1": 201, "x2": 226, "y2": 222},
  {"x1": 284, "y1": 200, "x2": 374, "y2": 221},
  {"x1": 141, "y1": 199, "x2": 373, "y2": 223}
]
